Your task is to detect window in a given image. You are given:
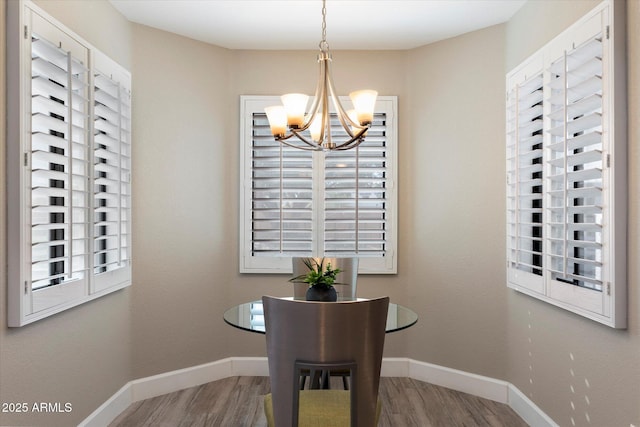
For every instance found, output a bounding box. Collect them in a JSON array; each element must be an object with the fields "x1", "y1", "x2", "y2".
[
  {"x1": 239, "y1": 96, "x2": 397, "y2": 274},
  {"x1": 506, "y1": 0, "x2": 626, "y2": 328},
  {"x1": 6, "y1": 1, "x2": 132, "y2": 326}
]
